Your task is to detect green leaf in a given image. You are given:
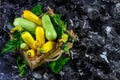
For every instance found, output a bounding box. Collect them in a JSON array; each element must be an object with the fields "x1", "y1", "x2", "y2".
[
  {"x1": 16, "y1": 55, "x2": 27, "y2": 76},
  {"x1": 50, "y1": 14, "x2": 66, "y2": 39},
  {"x1": 68, "y1": 35, "x2": 74, "y2": 42},
  {"x1": 32, "y1": 4, "x2": 43, "y2": 16},
  {"x1": 19, "y1": 70, "x2": 25, "y2": 76},
  {"x1": 48, "y1": 57, "x2": 70, "y2": 74},
  {"x1": 1, "y1": 32, "x2": 23, "y2": 54},
  {"x1": 61, "y1": 42, "x2": 69, "y2": 53}
]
